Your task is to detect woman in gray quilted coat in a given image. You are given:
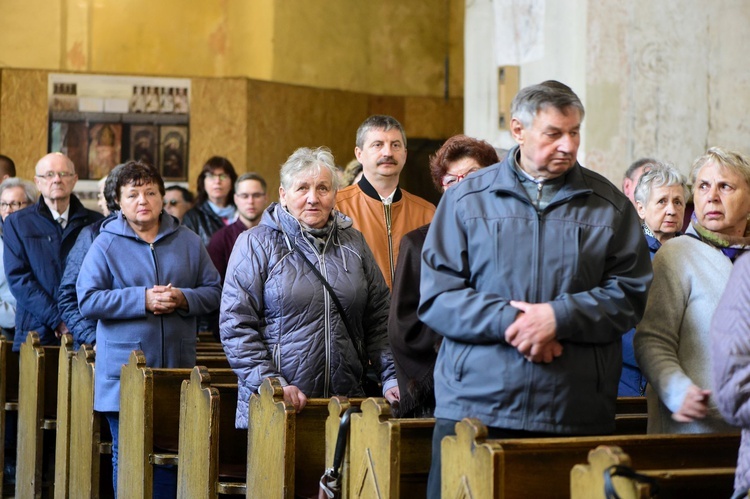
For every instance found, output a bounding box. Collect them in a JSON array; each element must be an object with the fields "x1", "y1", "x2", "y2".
[{"x1": 220, "y1": 146, "x2": 399, "y2": 428}]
